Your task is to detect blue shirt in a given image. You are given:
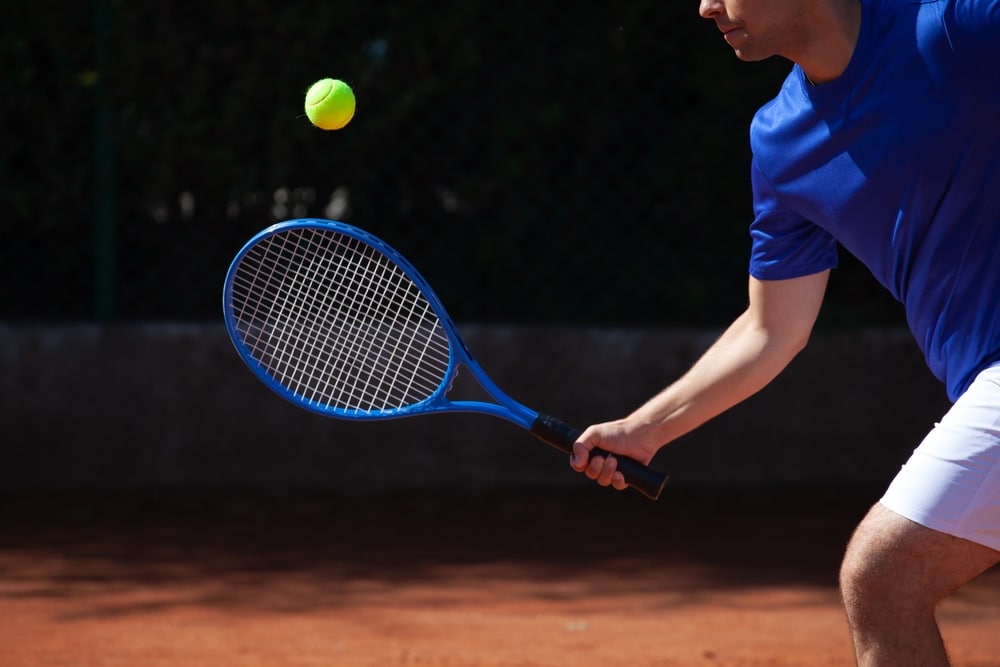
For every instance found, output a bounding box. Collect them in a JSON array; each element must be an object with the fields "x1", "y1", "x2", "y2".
[{"x1": 748, "y1": 0, "x2": 1000, "y2": 401}]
